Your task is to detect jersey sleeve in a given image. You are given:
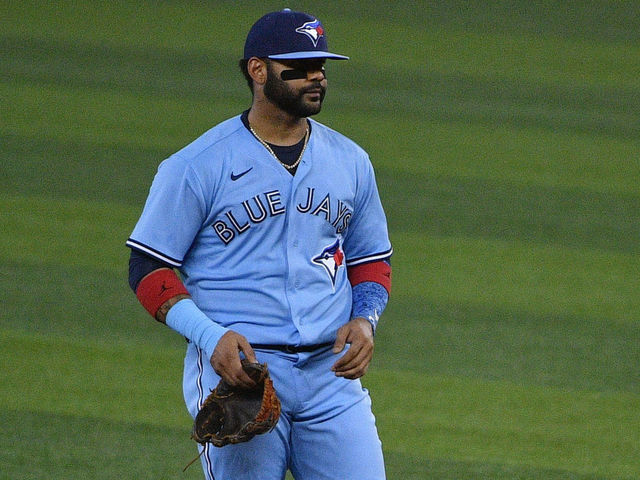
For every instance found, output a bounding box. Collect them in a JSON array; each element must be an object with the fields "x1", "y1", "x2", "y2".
[
  {"x1": 342, "y1": 156, "x2": 392, "y2": 266},
  {"x1": 126, "y1": 155, "x2": 207, "y2": 267}
]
